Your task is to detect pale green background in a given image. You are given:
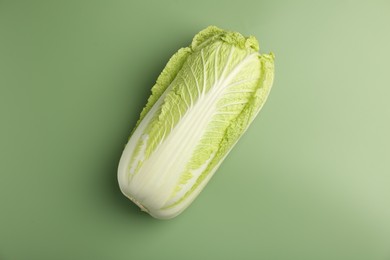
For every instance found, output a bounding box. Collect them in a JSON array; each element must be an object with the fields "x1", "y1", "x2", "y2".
[{"x1": 1, "y1": 1, "x2": 389, "y2": 259}]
